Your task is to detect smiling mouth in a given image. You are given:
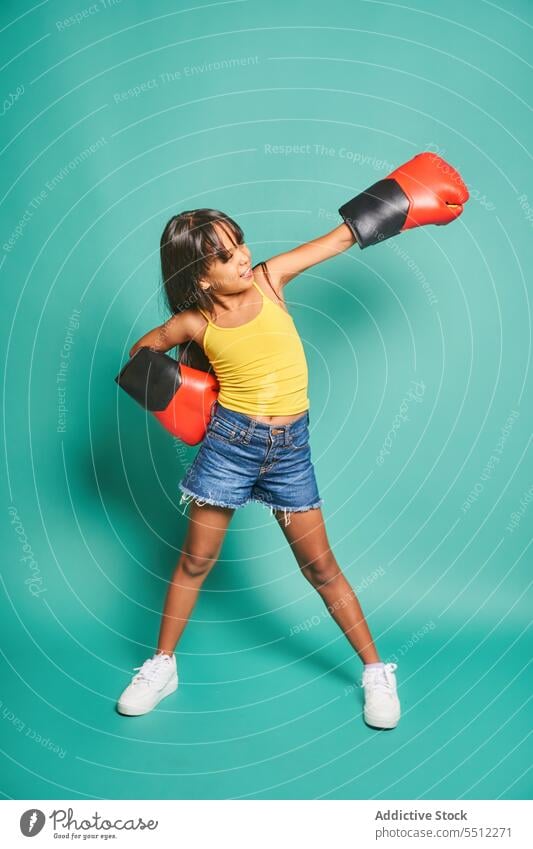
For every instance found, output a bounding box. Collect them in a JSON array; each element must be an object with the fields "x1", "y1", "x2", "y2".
[{"x1": 239, "y1": 266, "x2": 252, "y2": 277}]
